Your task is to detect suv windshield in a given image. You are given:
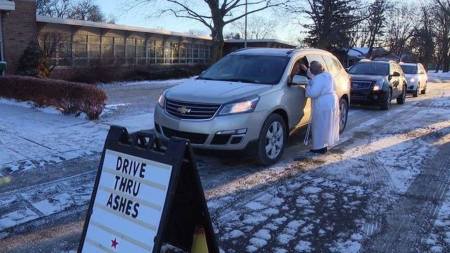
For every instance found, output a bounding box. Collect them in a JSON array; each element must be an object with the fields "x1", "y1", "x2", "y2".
[
  {"x1": 198, "y1": 55, "x2": 290, "y2": 84},
  {"x1": 401, "y1": 65, "x2": 418, "y2": 74},
  {"x1": 349, "y1": 62, "x2": 389, "y2": 76}
]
